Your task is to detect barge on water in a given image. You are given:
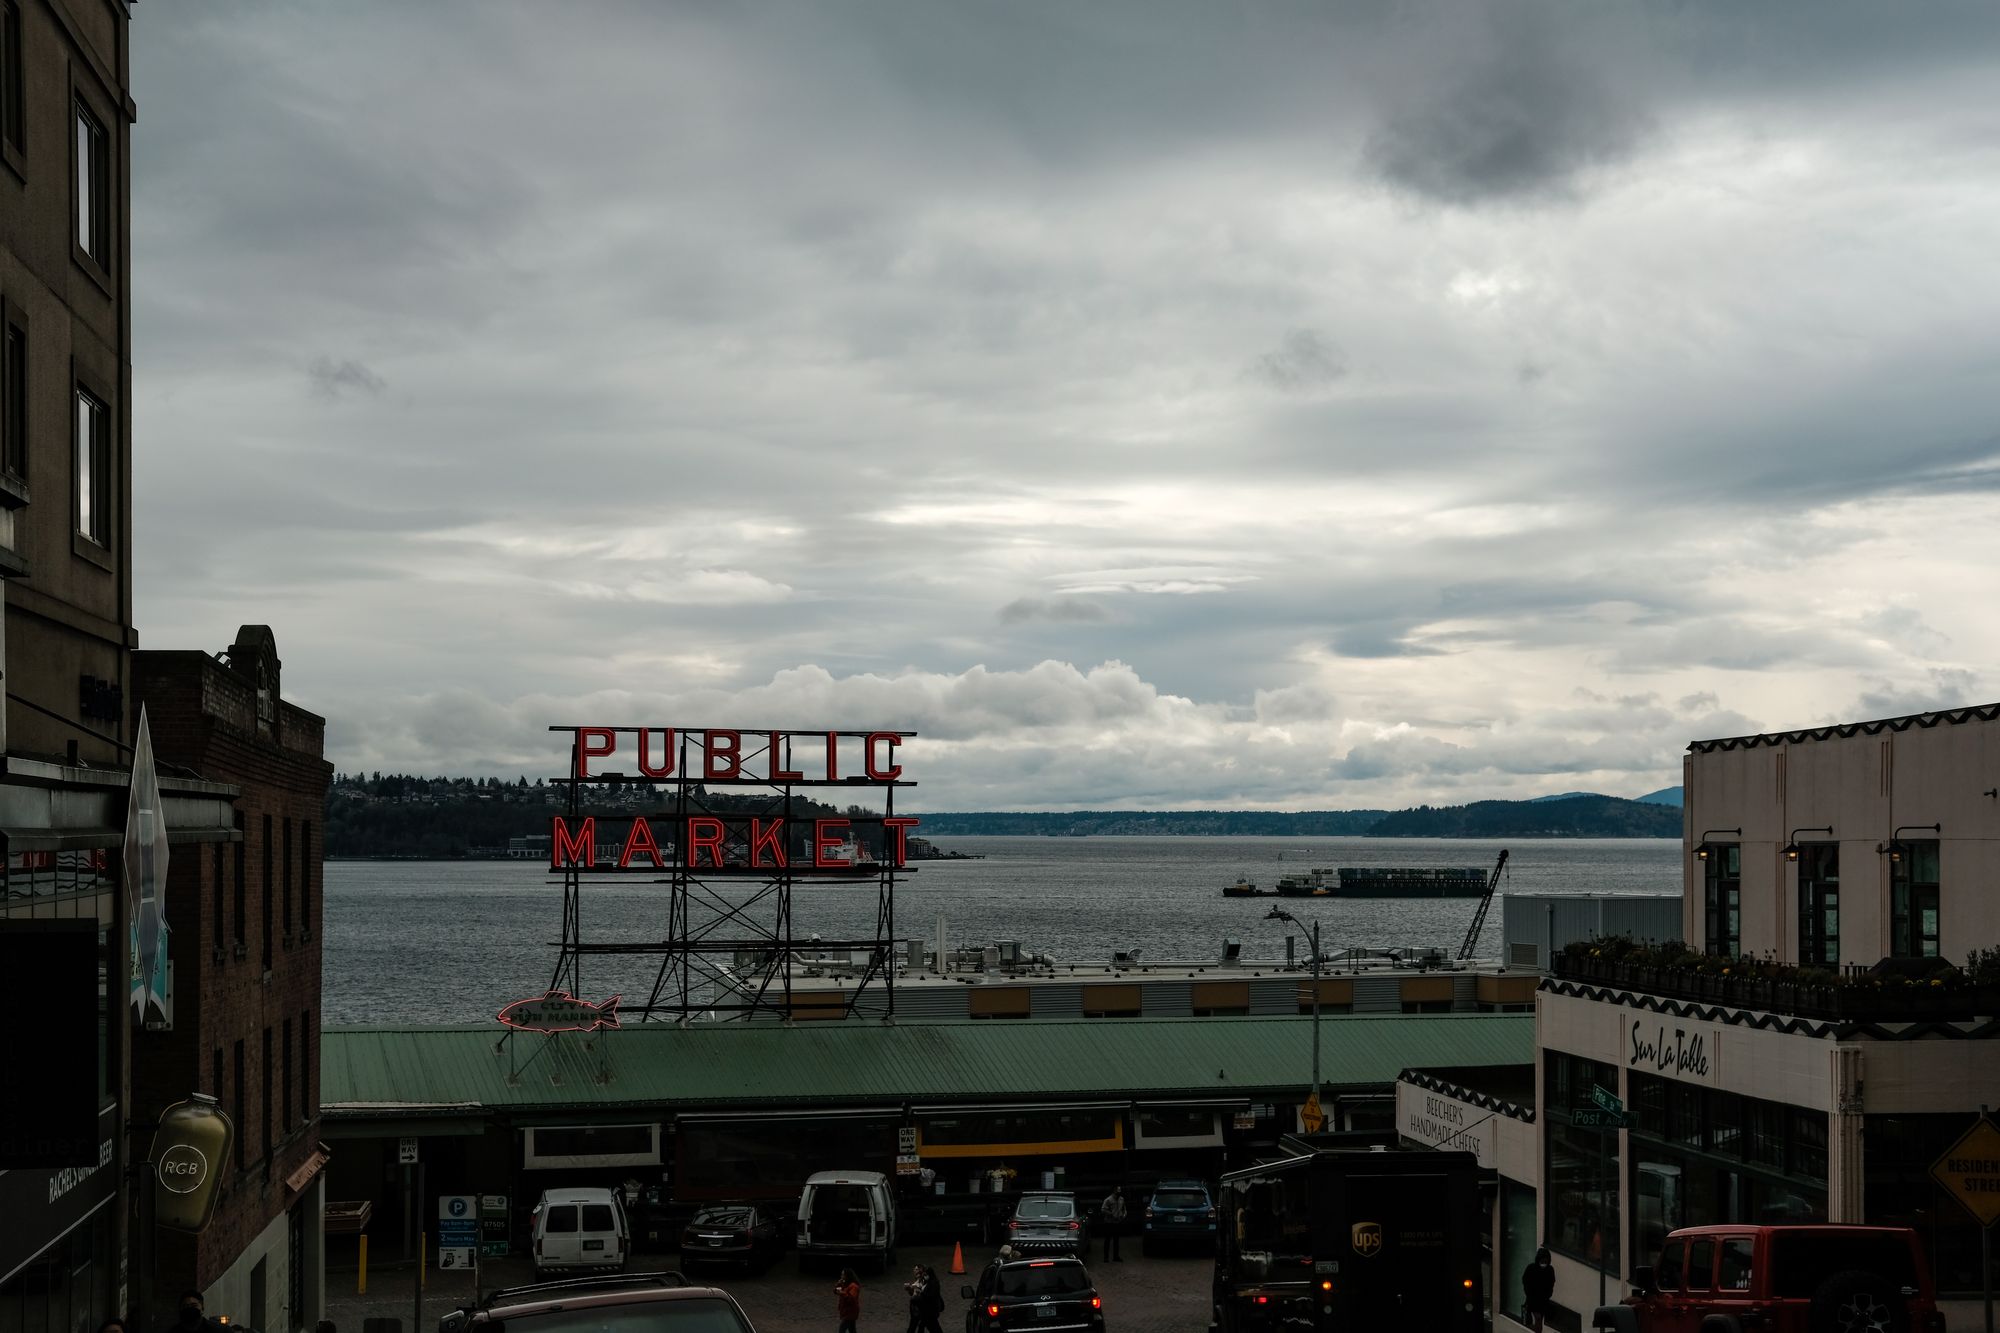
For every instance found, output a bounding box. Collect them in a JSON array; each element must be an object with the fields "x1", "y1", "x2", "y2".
[{"x1": 1221, "y1": 862, "x2": 1498, "y2": 899}]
